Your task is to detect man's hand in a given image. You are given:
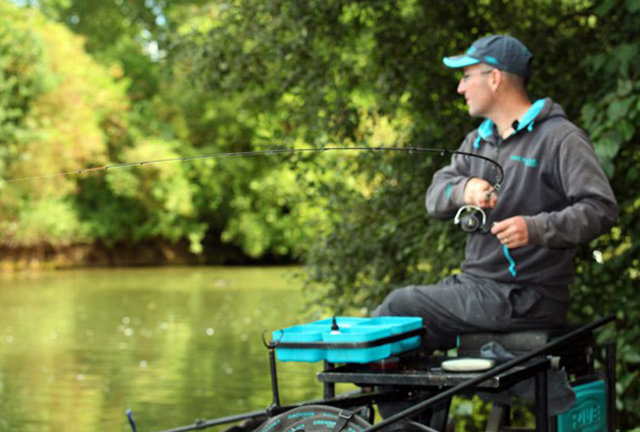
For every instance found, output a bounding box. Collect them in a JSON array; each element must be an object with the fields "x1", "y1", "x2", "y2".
[
  {"x1": 464, "y1": 177, "x2": 497, "y2": 208},
  {"x1": 491, "y1": 216, "x2": 529, "y2": 249}
]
